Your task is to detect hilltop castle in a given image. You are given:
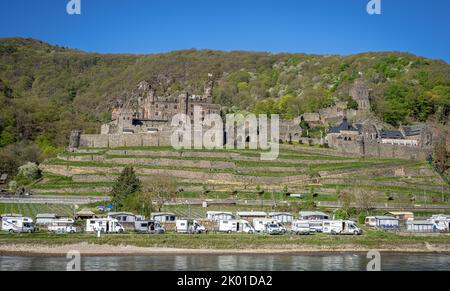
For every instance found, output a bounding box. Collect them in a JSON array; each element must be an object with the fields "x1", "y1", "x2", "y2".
[
  {"x1": 102, "y1": 76, "x2": 221, "y2": 135},
  {"x1": 70, "y1": 76, "x2": 302, "y2": 149}
]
